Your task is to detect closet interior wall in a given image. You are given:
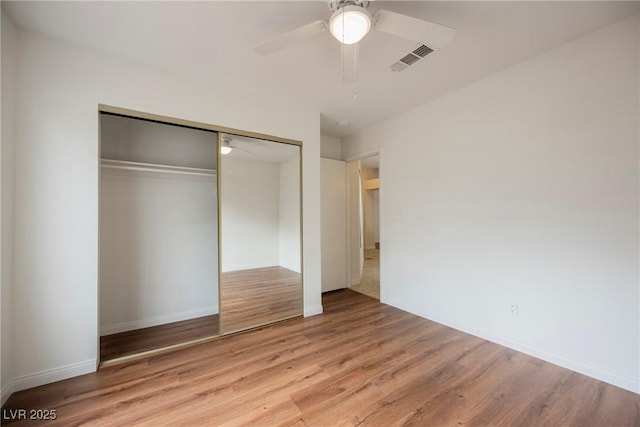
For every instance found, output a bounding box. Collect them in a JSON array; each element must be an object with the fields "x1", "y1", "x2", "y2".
[{"x1": 99, "y1": 113, "x2": 219, "y2": 362}]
